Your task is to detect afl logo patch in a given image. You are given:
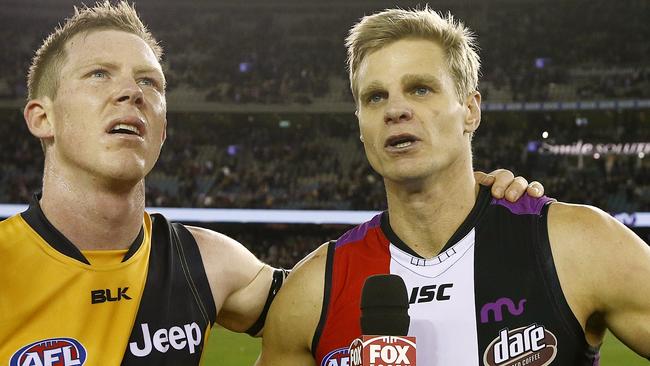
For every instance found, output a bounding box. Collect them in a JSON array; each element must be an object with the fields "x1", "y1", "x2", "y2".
[
  {"x1": 321, "y1": 347, "x2": 350, "y2": 366},
  {"x1": 10, "y1": 337, "x2": 87, "y2": 366},
  {"x1": 483, "y1": 324, "x2": 557, "y2": 366}
]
